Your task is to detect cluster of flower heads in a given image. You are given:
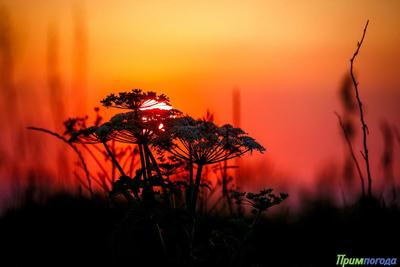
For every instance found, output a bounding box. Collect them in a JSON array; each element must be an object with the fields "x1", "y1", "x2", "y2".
[
  {"x1": 154, "y1": 116, "x2": 265, "y2": 165},
  {"x1": 66, "y1": 89, "x2": 265, "y2": 164},
  {"x1": 67, "y1": 89, "x2": 181, "y2": 145},
  {"x1": 100, "y1": 89, "x2": 171, "y2": 110}
]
